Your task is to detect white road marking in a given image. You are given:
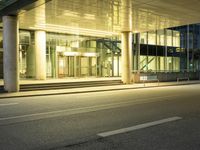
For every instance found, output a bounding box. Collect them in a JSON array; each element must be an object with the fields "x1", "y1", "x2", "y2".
[
  {"x1": 0, "y1": 103, "x2": 18, "y2": 107},
  {"x1": 0, "y1": 94, "x2": 182, "y2": 126},
  {"x1": 0, "y1": 95, "x2": 179, "y2": 122},
  {"x1": 97, "y1": 116, "x2": 182, "y2": 137}
]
